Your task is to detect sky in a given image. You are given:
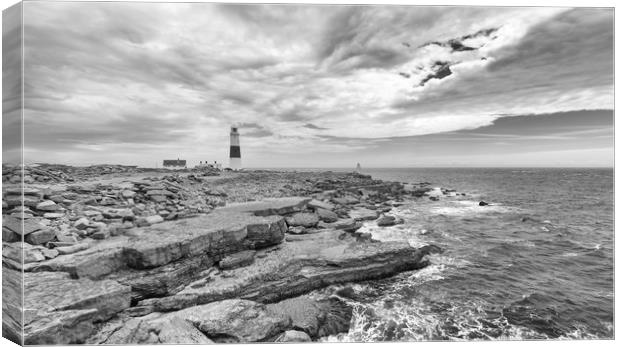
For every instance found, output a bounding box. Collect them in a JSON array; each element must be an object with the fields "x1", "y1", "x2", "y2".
[{"x1": 2, "y1": 2, "x2": 614, "y2": 168}]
